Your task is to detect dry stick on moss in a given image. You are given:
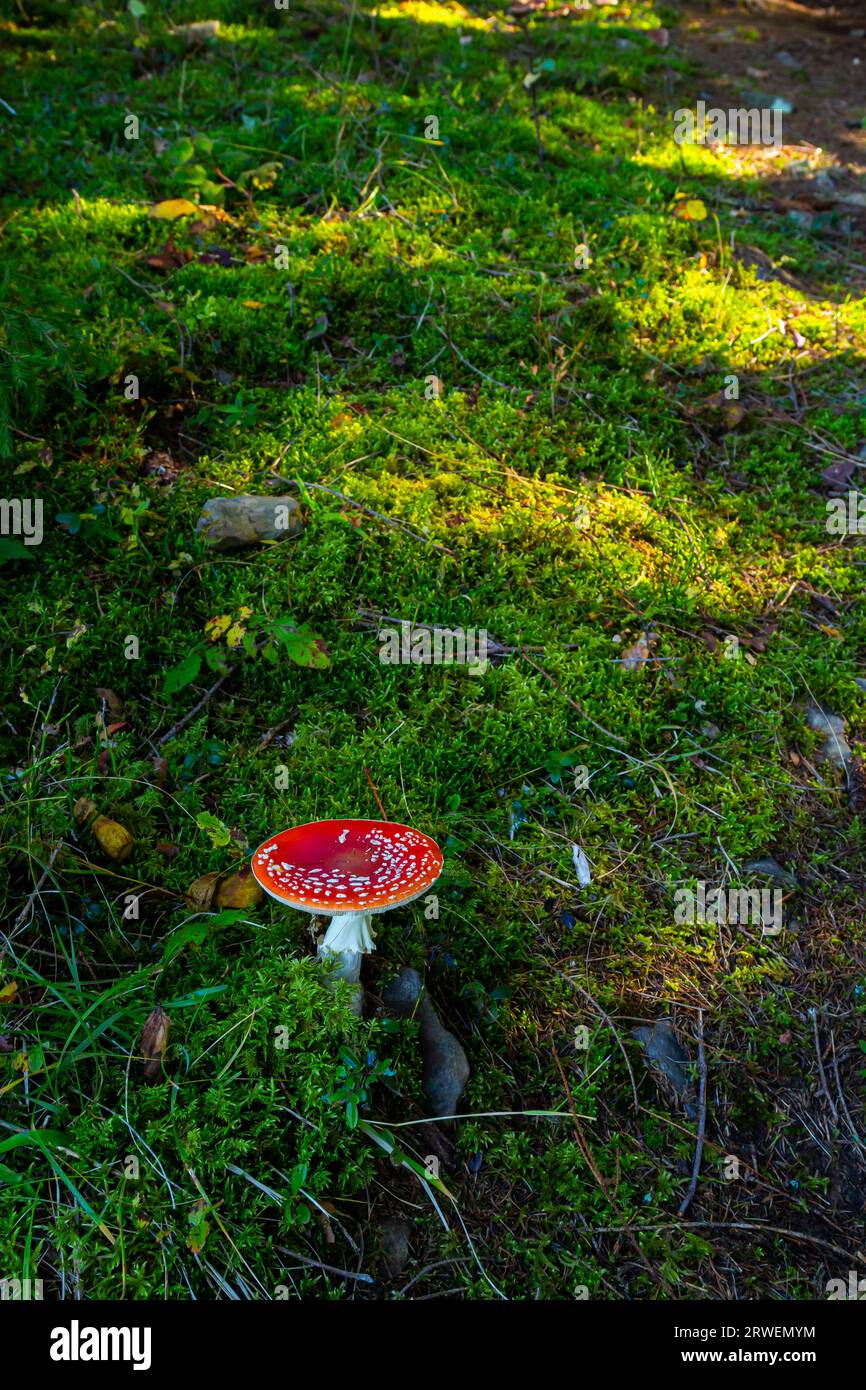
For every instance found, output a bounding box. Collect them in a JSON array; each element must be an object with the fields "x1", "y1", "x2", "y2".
[
  {"x1": 433, "y1": 323, "x2": 516, "y2": 392},
  {"x1": 277, "y1": 1247, "x2": 374, "y2": 1284},
  {"x1": 156, "y1": 631, "x2": 278, "y2": 748},
  {"x1": 397, "y1": 1257, "x2": 468, "y2": 1296},
  {"x1": 8, "y1": 841, "x2": 62, "y2": 938},
  {"x1": 363, "y1": 765, "x2": 388, "y2": 820},
  {"x1": 255, "y1": 715, "x2": 297, "y2": 754},
  {"x1": 156, "y1": 671, "x2": 230, "y2": 749},
  {"x1": 279, "y1": 478, "x2": 454, "y2": 557},
  {"x1": 552, "y1": 1046, "x2": 672, "y2": 1295},
  {"x1": 558, "y1": 973, "x2": 640, "y2": 1115},
  {"x1": 829, "y1": 1033, "x2": 866, "y2": 1163},
  {"x1": 587, "y1": 1221, "x2": 865, "y2": 1271},
  {"x1": 809, "y1": 1006, "x2": 840, "y2": 1125},
  {"x1": 677, "y1": 1009, "x2": 707, "y2": 1219},
  {"x1": 518, "y1": 648, "x2": 626, "y2": 743}
]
